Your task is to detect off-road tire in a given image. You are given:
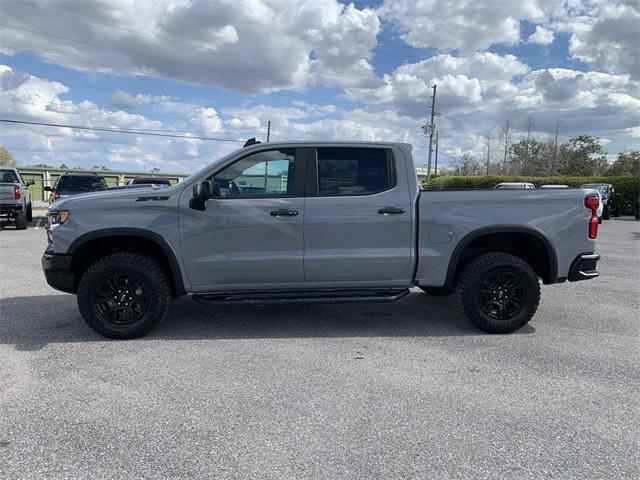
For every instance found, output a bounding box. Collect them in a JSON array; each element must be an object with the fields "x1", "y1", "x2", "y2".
[
  {"x1": 26, "y1": 203, "x2": 33, "y2": 222},
  {"x1": 14, "y1": 210, "x2": 27, "y2": 230},
  {"x1": 602, "y1": 205, "x2": 610, "y2": 220},
  {"x1": 456, "y1": 253, "x2": 540, "y2": 333},
  {"x1": 77, "y1": 253, "x2": 171, "y2": 339},
  {"x1": 419, "y1": 286, "x2": 454, "y2": 296}
]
